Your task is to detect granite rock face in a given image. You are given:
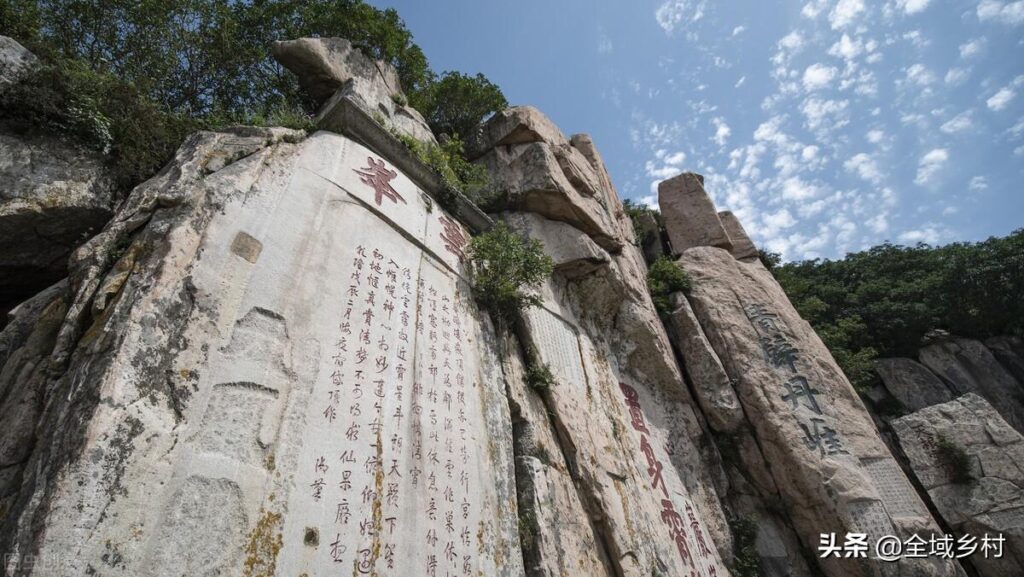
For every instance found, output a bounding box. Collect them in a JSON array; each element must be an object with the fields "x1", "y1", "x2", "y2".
[
  {"x1": 0, "y1": 131, "x2": 117, "y2": 313},
  {"x1": 271, "y1": 37, "x2": 435, "y2": 143},
  {"x1": 0, "y1": 127, "x2": 524, "y2": 577},
  {"x1": 919, "y1": 337, "x2": 1024, "y2": 433},
  {"x1": 479, "y1": 109, "x2": 733, "y2": 577},
  {"x1": 892, "y1": 394, "x2": 1024, "y2": 577},
  {"x1": 658, "y1": 173, "x2": 732, "y2": 256},
  {"x1": 986, "y1": 336, "x2": 1024, "y2": 385},
  {"x1": 476, "y1": 139, "x2": 623, "y2": 251},
  {"x1": 680, "y1": 246, "x2": 960, "y2": 577},
  {"x1": 717, "y1": 211, "x2": 758, "y2": 262},
  {"x1": 875, "y1": 357, "x2": 955, "y2": 412},
  {"x1": 0, "y1": 36, "x2": 36, "y2": 89}
]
